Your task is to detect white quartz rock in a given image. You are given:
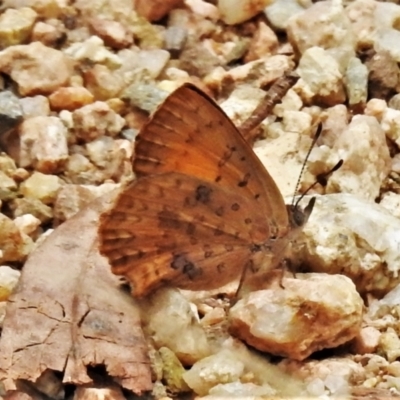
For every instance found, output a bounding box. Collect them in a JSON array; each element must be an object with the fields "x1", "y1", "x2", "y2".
[{"x1": 299, "y1": 193, "x2": 400, "y2": 295}]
